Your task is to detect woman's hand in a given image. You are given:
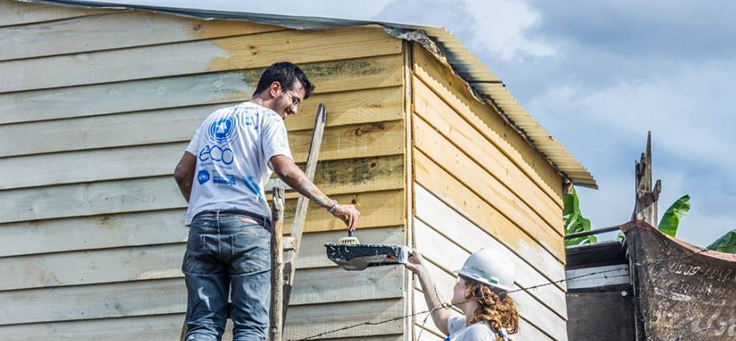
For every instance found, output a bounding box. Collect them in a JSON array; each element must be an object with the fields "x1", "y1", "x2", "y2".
[{"x1": 404, "y1": 249, "x2": 427, "y2": 274}]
